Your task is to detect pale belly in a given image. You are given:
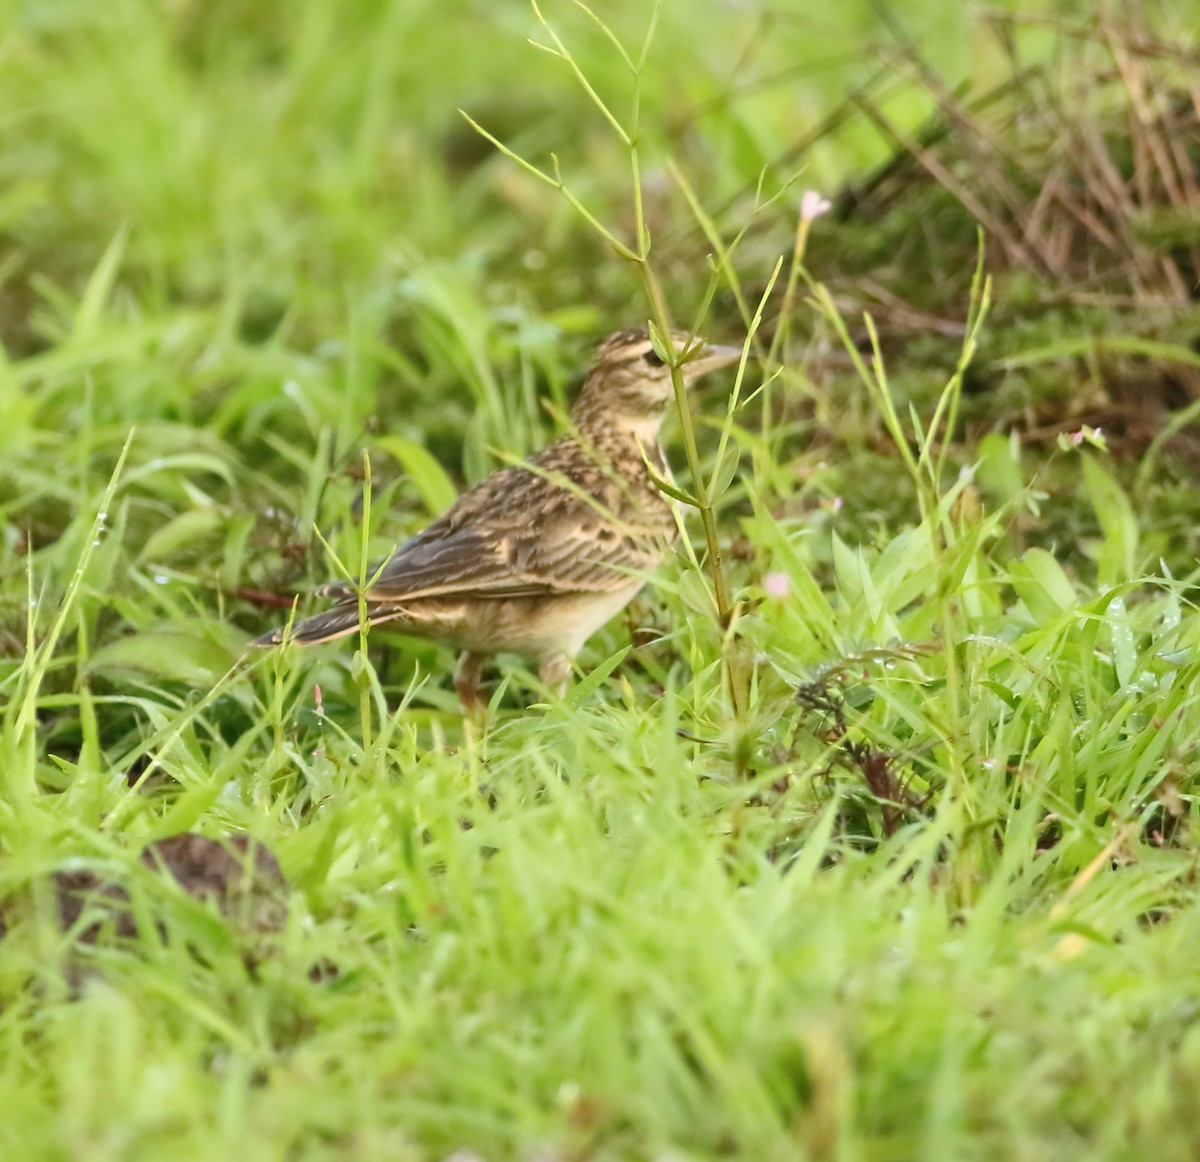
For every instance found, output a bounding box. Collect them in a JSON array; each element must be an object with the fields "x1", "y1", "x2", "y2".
[{"x1": 375, "y1": 580, "x2": 646, "y2": 662}]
